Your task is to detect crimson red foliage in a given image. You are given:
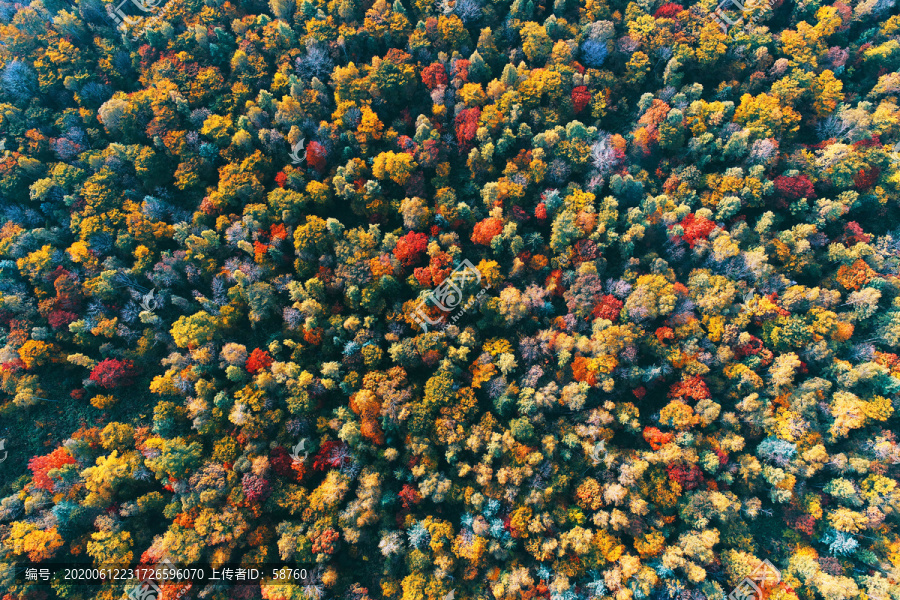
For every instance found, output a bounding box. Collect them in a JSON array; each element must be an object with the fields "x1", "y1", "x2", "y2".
[
  {"x1": 241, "y1": 473, "x2": 271, "y2": 503},
  {"x1": 843, "y1": 221, "x2": 872, "y2": 245},
  {"x1": 421, "y1": 63, "x2": 448, "y2": 89},
  {"x1": 417, "y1": 139, "x2": 441, "y2": 167},
  {"x1": 666, "y1": 463, "x2": 703, "y2": 490},
  {"x1": 774, "y1": 174, "x2": 816, "y2": 201},
  {"x1": 89, "y1": 359, "x2": 137, "y2": 389},
  {"x1": 313, "y1": 441, "x2": 352, "y2": 471},
  {"x1": 653, "y1": 2, "x2": 683, "y2": 17},
  {"x1": 715, "y1": 448, "x2": 729, "y2": 465},
  {"x1": 393, "y1": 232, "x2": 428, "y2": 266},
  {"x1": 451, "y1": 59, "x2": 470, "y2": 82},
  {"x1": 792, "y1": 514, "x2": 816, "y2": 535},
  {"x1": 852, "y1": 135, "x2": 880, "y2": 148},
  {"x1": 416, "y1": 253, "x2": 453, "y2": 287},
  {"x1": 48, "y1": 310, "x2": 78, "y2": 329},
  {"x1": 853, "y1": 167, "x2": 879, "y2": 190},
  {"x1": 269, "y1": 446, "x2": 294, "y2": 479},
  {"x1": 535, "y1": 202, "x2": 547, "y2": 220},
  {"x1": 591, "y1": 294, "x2": 623, "y2": 321},
  {"x1": 670, "y1": 213, "x2": 716, "y2": 248},
  {"x1": 274, "y1": 171, "x2": 287, "y2": 188},
  {"x1": 245, "y1": 348, "x2": 273, "y2": 374},
  {"x1": 398, "y1": 484, "x2": 421, "y2": 508},
  {"x1": 414, "y1": 267, "x2": 433, "y2": 287},
  {"x1": 571, "y1": 86, "x2": 591, "y2": 113},
  {"x1": 734, "y1": 336, "x2": 763, "y2": 358},
  {"x1": 306, "y1": 141, "x2": 327, "y2": 173},
  {"x1": 455, "y1": 107, "x2": 481, "y2": 152},
  {"x1": 29, "y1": 447, "x2": 76, "y2": 492}
]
